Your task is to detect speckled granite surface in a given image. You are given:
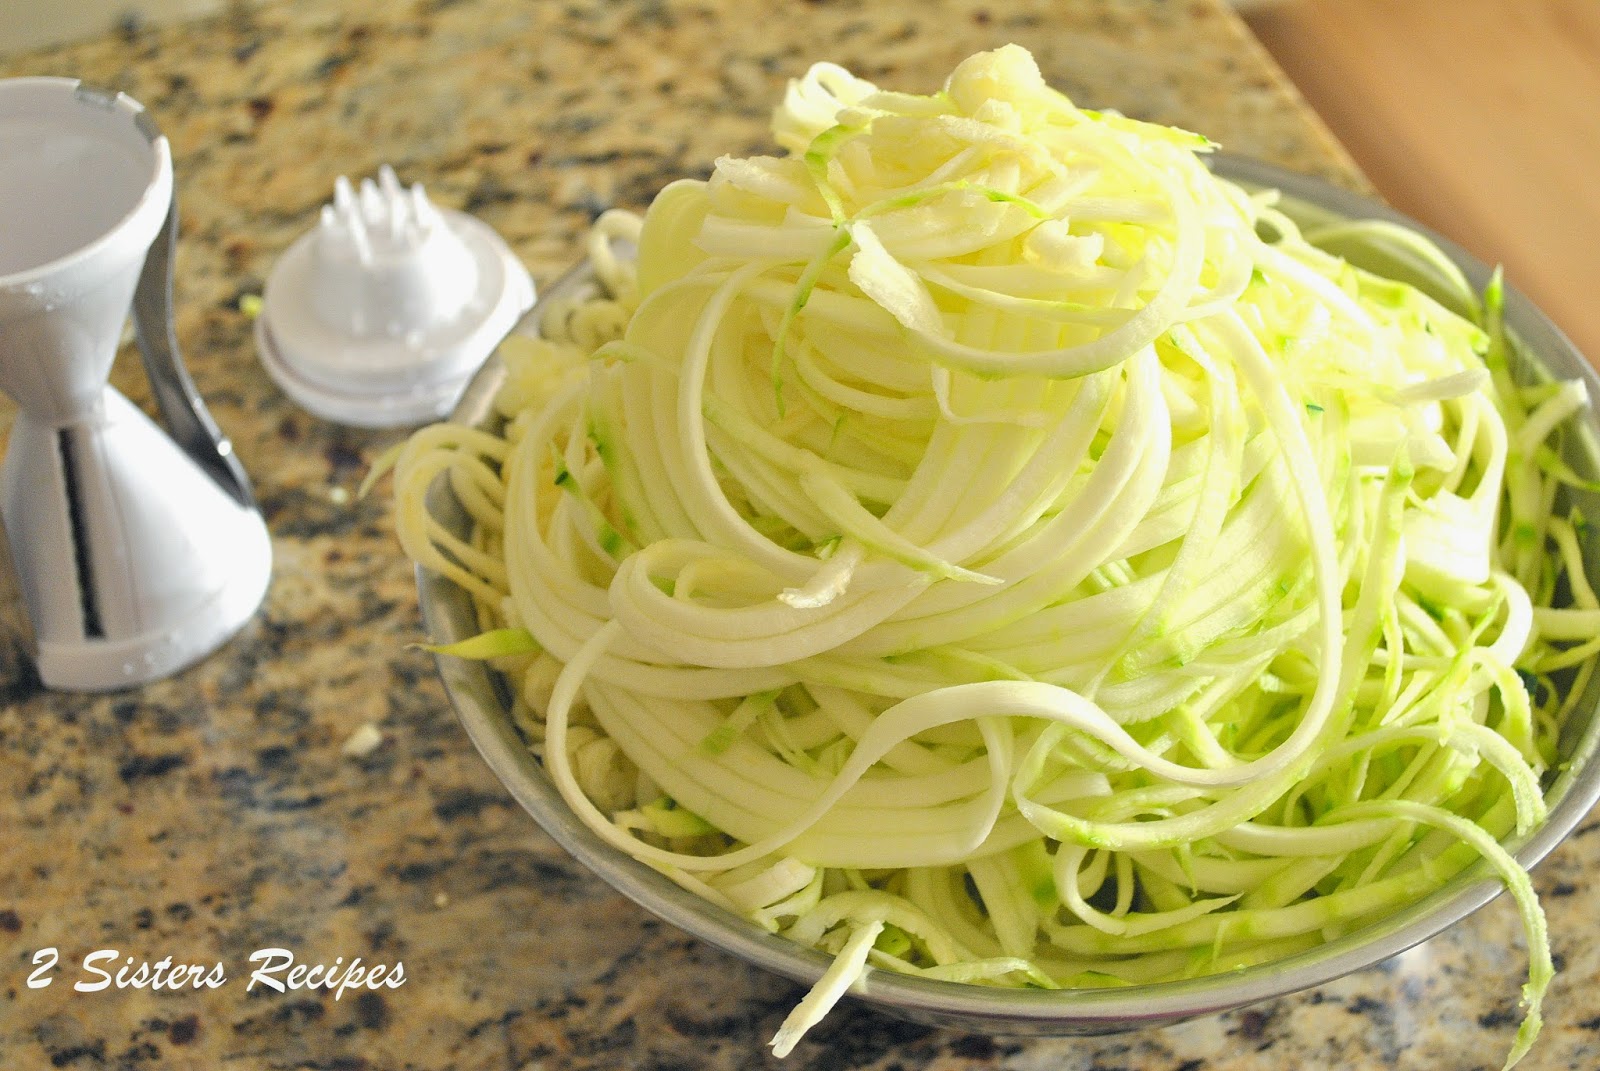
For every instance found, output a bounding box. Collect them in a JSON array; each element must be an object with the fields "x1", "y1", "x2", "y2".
[{"x1": 2, "y1": 2, "x2": 1596, "y2": 1069}]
